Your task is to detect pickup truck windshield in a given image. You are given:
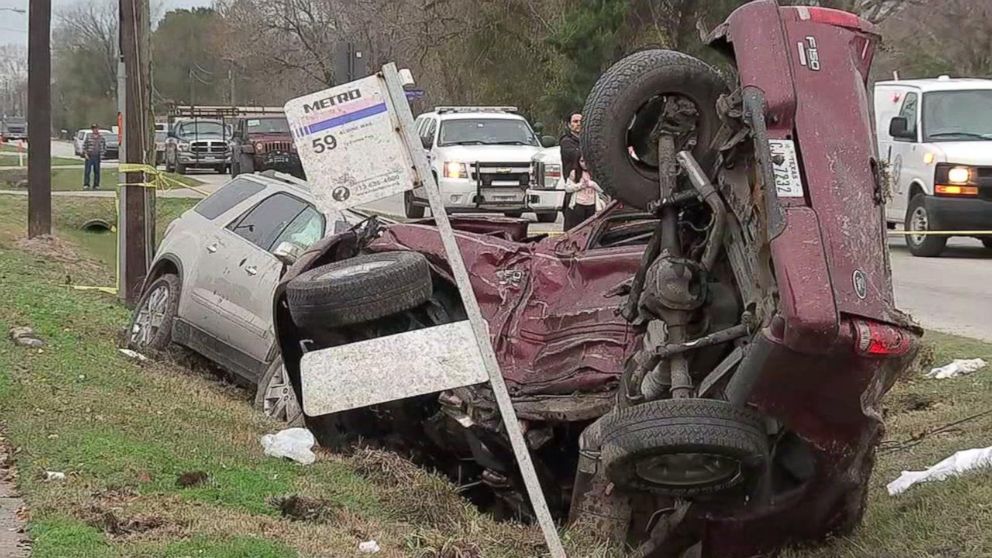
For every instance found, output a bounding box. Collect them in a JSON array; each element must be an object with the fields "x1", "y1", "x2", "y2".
[
  {"x1": 246, "y1": 118, "x2": 290, "y2": 134},
  {"x1": 924, "y1": 90, "x2": 992, "y2": 142},
  {"x1": 178, "y1": 121, "x2": 231, "y2": 138},
  {"x1": 438, "y1": 119, "x2": 539, "y2": 147}
]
